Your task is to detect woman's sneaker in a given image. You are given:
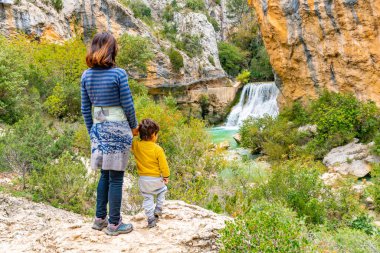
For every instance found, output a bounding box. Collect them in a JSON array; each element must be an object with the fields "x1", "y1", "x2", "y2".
[
  {"x1": 105, "y1": 222, "x2": 133, "y2": 236},
  {"x1": 147, "y1": 217, "x2": 157, "y2": 228},
  {"x1": 154, "y1": 207, "x2": 162, "y2": 219},
  {"x1": 92, "y1": 217, "x2": 108, "y2": 231}
]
